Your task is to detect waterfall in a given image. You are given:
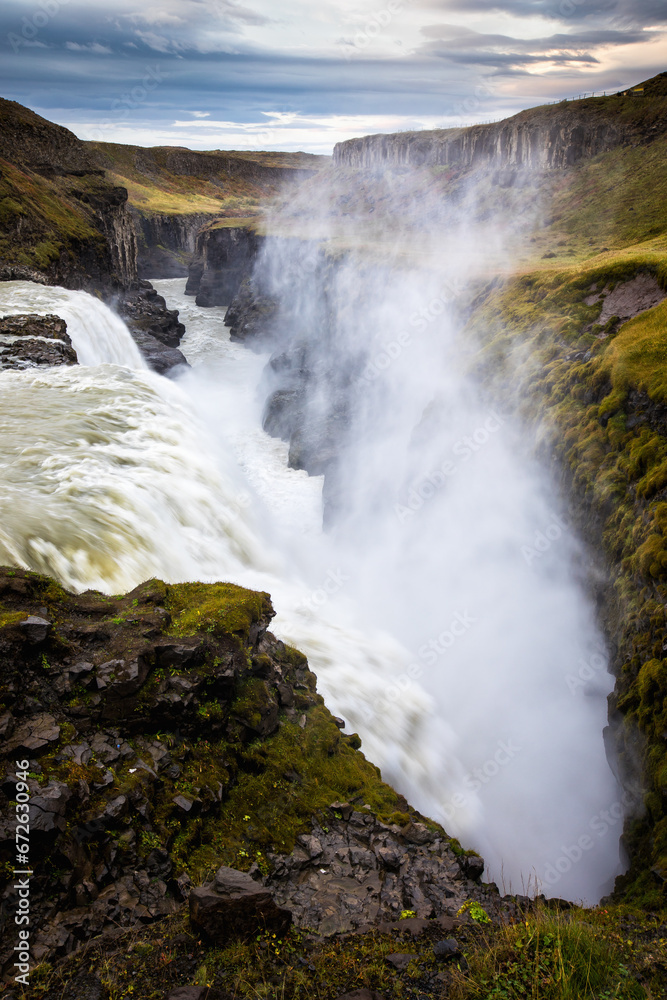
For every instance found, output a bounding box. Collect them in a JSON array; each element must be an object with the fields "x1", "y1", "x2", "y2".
[
  {"x1": 0, "y1": 281, "x2": 145, "y2": 368},
  {"x1": 0, "y1": 272, "x2": 623, "y2": 903}
]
